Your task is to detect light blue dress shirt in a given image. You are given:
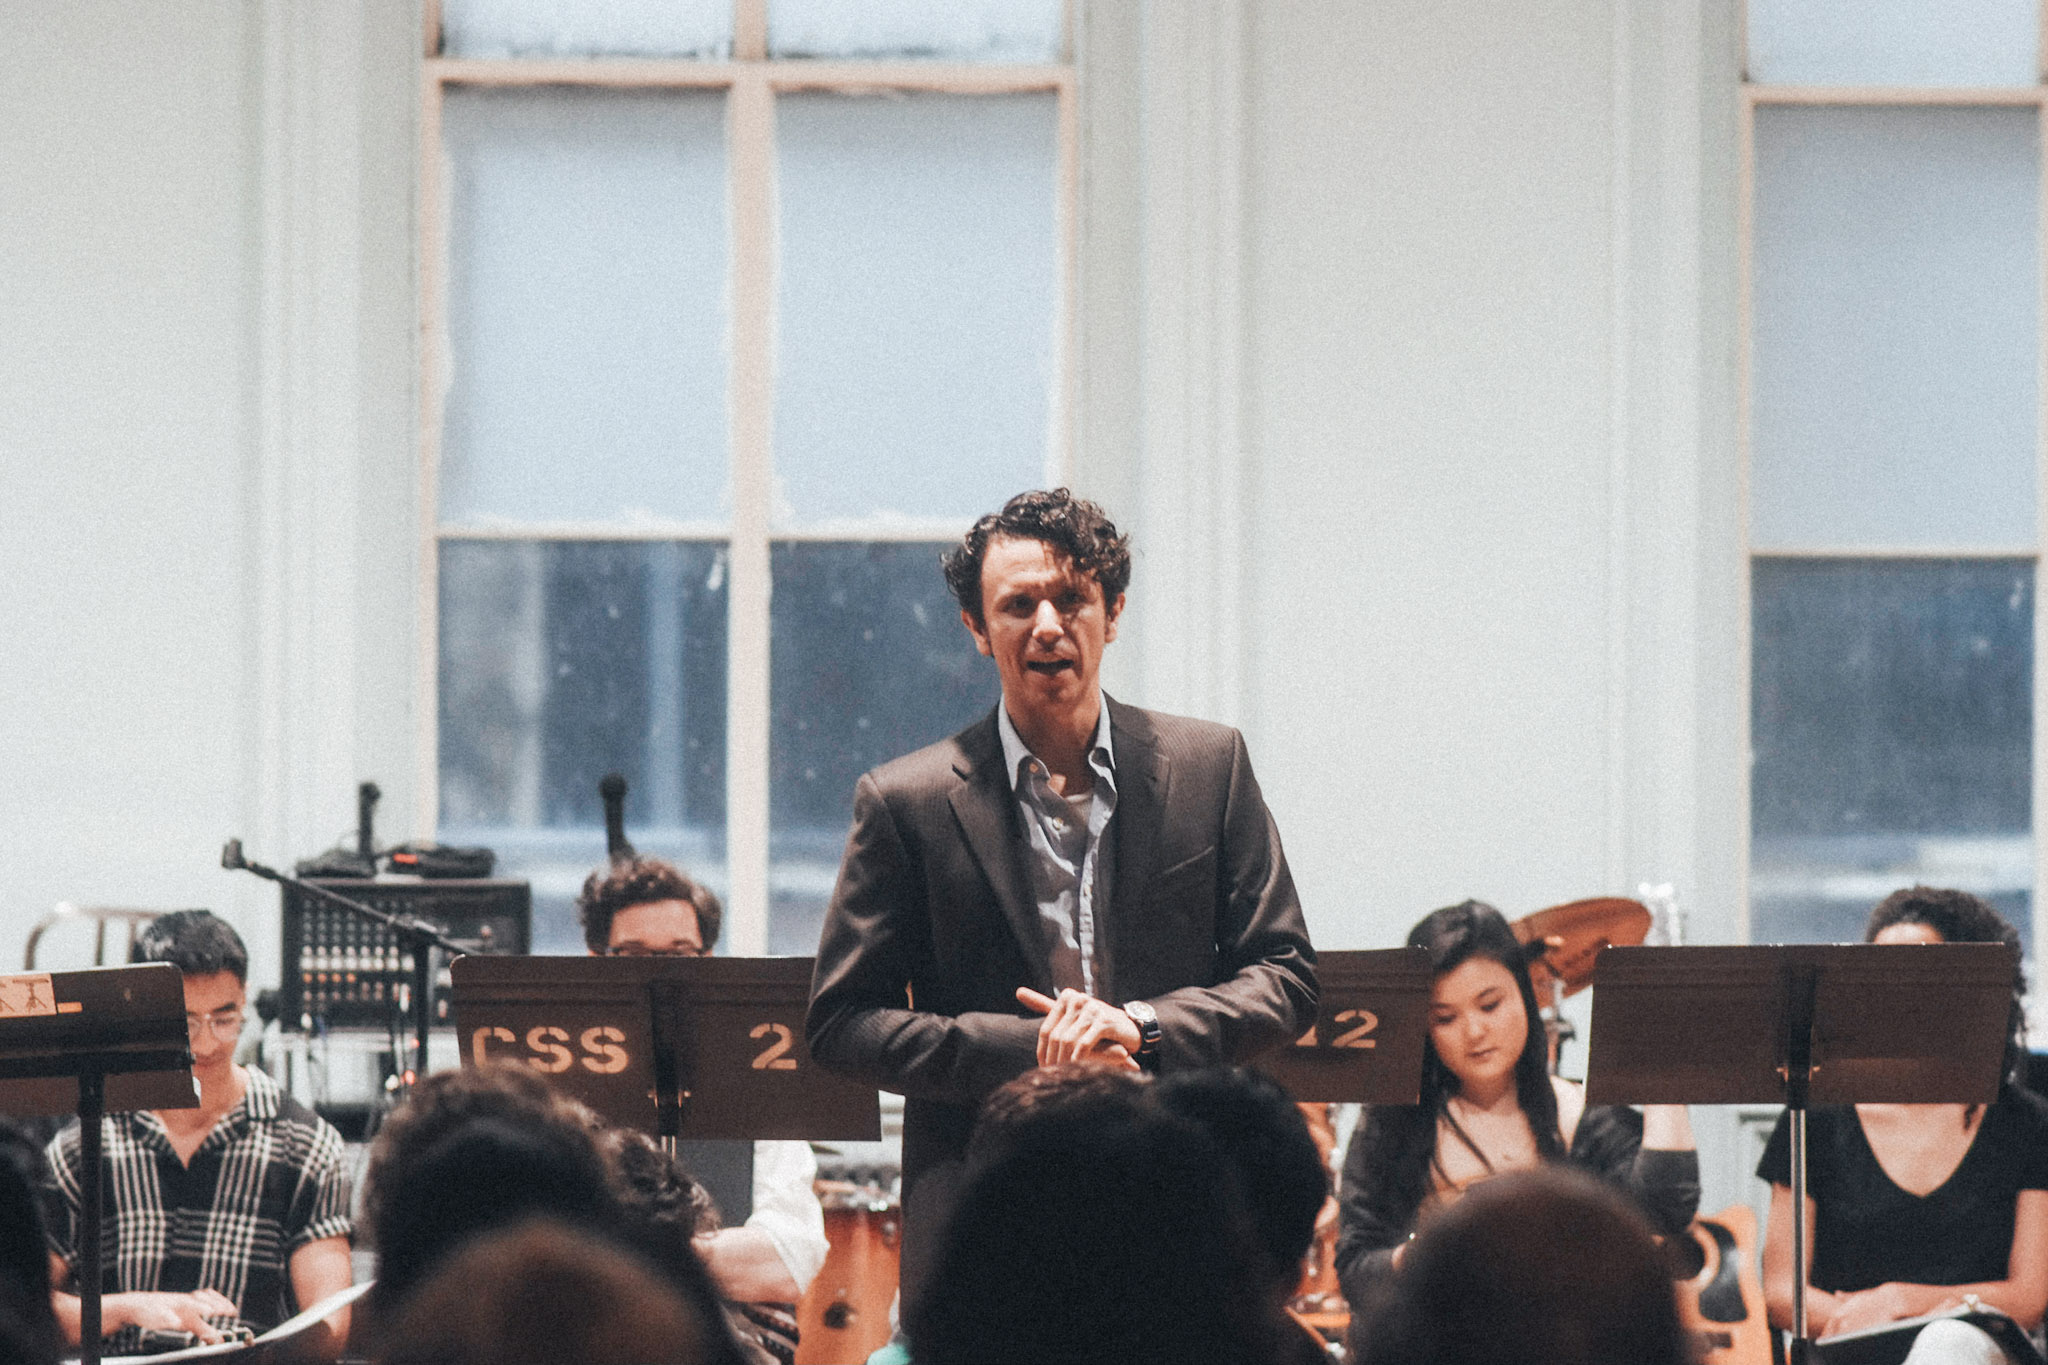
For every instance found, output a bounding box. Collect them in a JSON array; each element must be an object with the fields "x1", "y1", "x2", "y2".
[{"x1": 996, "y1": 699, "x2": 1118, "y2": 997}]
